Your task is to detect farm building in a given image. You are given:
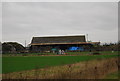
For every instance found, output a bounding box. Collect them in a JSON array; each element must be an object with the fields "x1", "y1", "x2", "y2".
[{"x1": 30, "y1": 35, "x2": 100, "y2": 53}]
